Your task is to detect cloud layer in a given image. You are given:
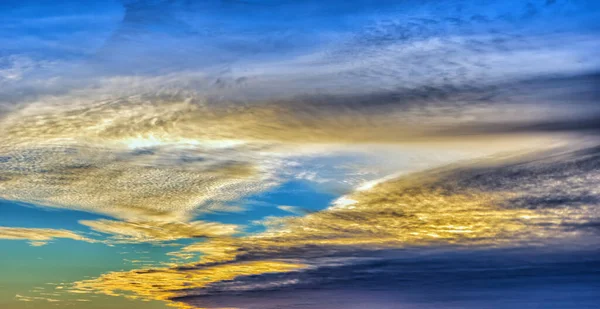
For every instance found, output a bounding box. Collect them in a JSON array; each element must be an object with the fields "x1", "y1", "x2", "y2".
[
  {"x1": 0, "y1": 226, "x2": 94, "y2": 246},
  {"x1": 66, "y1": 144, "x2": 600, "y2": 308}
]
